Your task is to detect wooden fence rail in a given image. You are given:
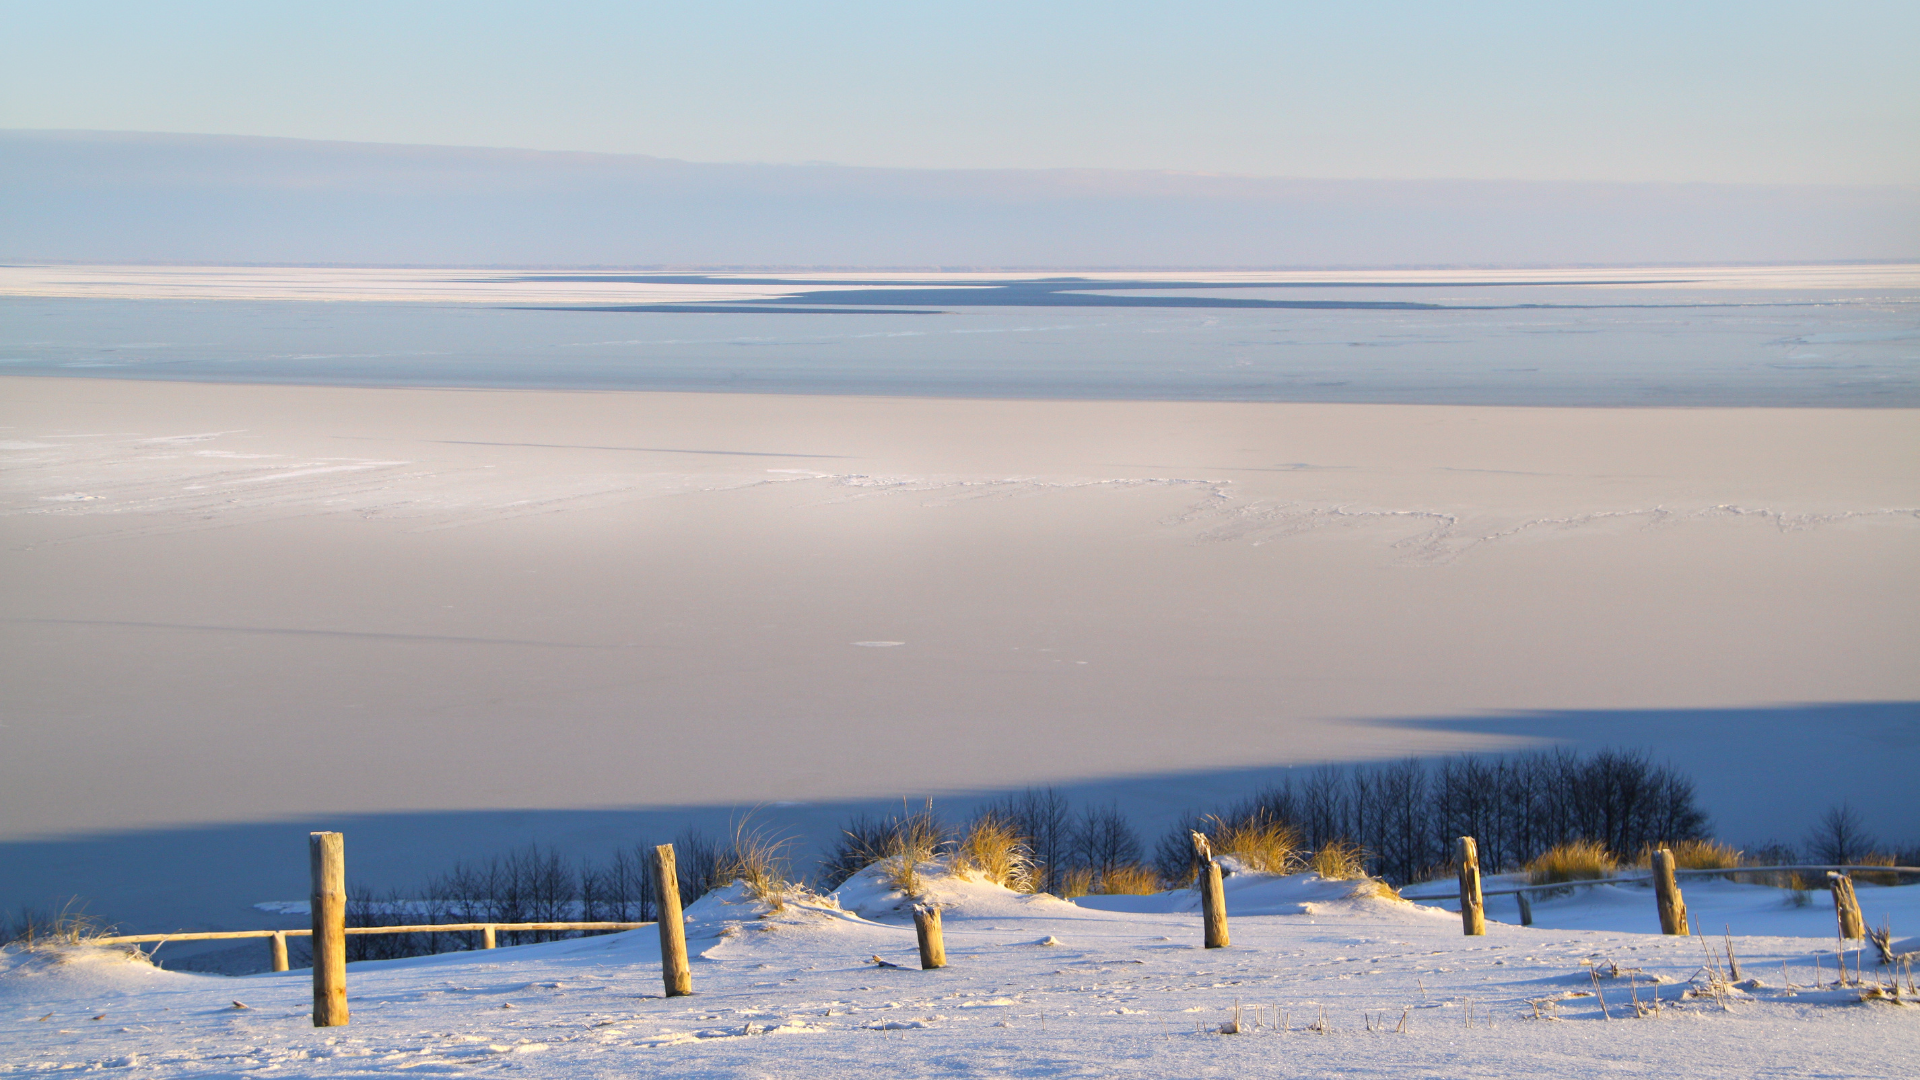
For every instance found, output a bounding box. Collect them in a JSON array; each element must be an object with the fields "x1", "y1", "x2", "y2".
[
  {"x1": 94, "y1": 921, "x2": 658, "y2": 976},
  {"x1": 1398, "y1": 863, "x2": 1920, "y2": 902},
  {"x1": 73, "y1": 831, "x2": 693, "y2": 1027},
  {"x1": 94, "y1": 922, "x2": 655, "y2": 945}
]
